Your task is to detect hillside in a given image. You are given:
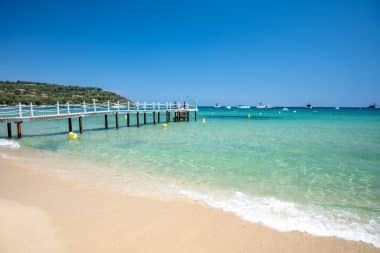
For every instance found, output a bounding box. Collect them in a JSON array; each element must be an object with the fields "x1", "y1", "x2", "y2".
[{"x1": 0, "y1": 80, "x2": 132, "y2": 105}]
